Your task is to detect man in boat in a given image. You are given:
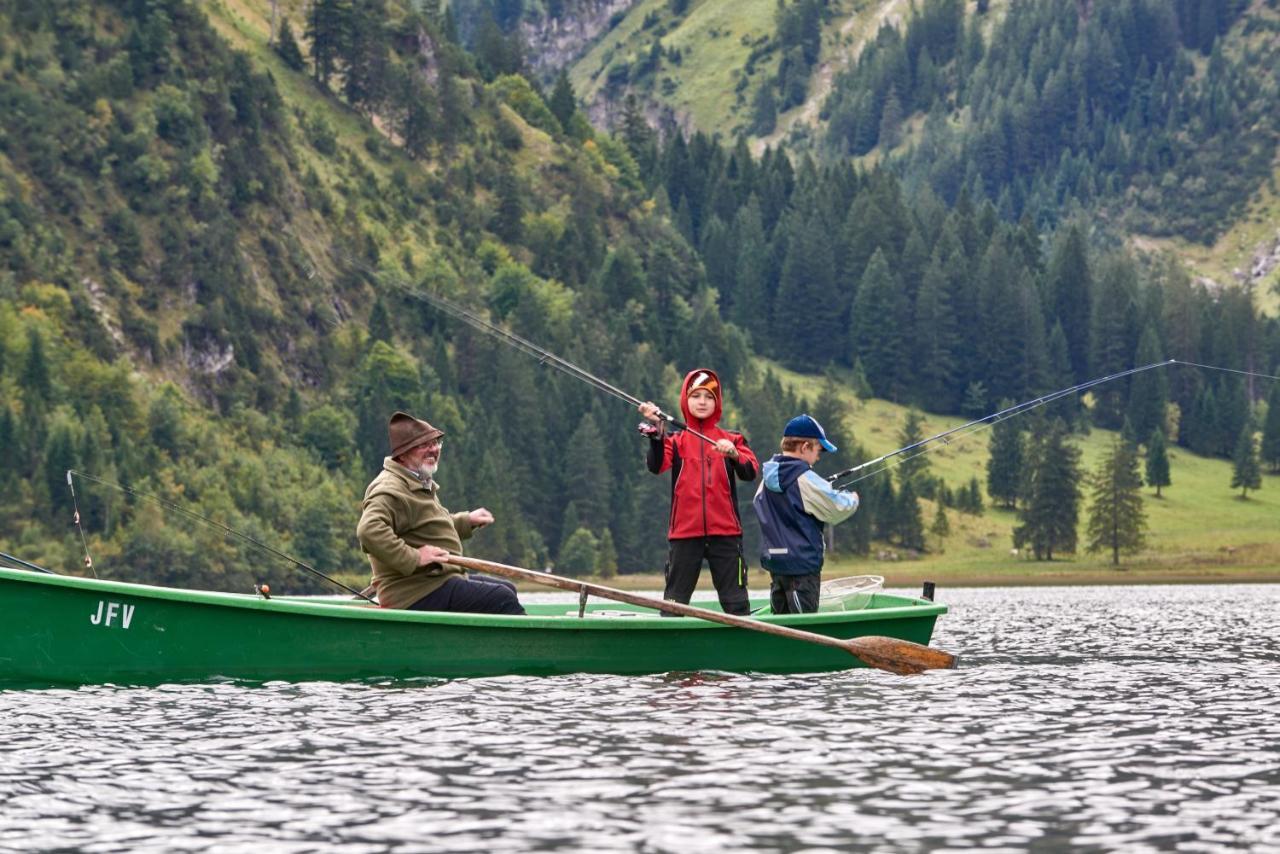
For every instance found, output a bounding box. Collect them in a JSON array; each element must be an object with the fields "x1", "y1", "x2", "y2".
[
  {"x1": 356, "y1": 411, "x2": 526, "y2": 615},
  {"x1": 638, "y1": 367, "x2": 759, "y2": 616},
  {"x1": 752, "y1": 414, "x2": 859, "y2": 614}
]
